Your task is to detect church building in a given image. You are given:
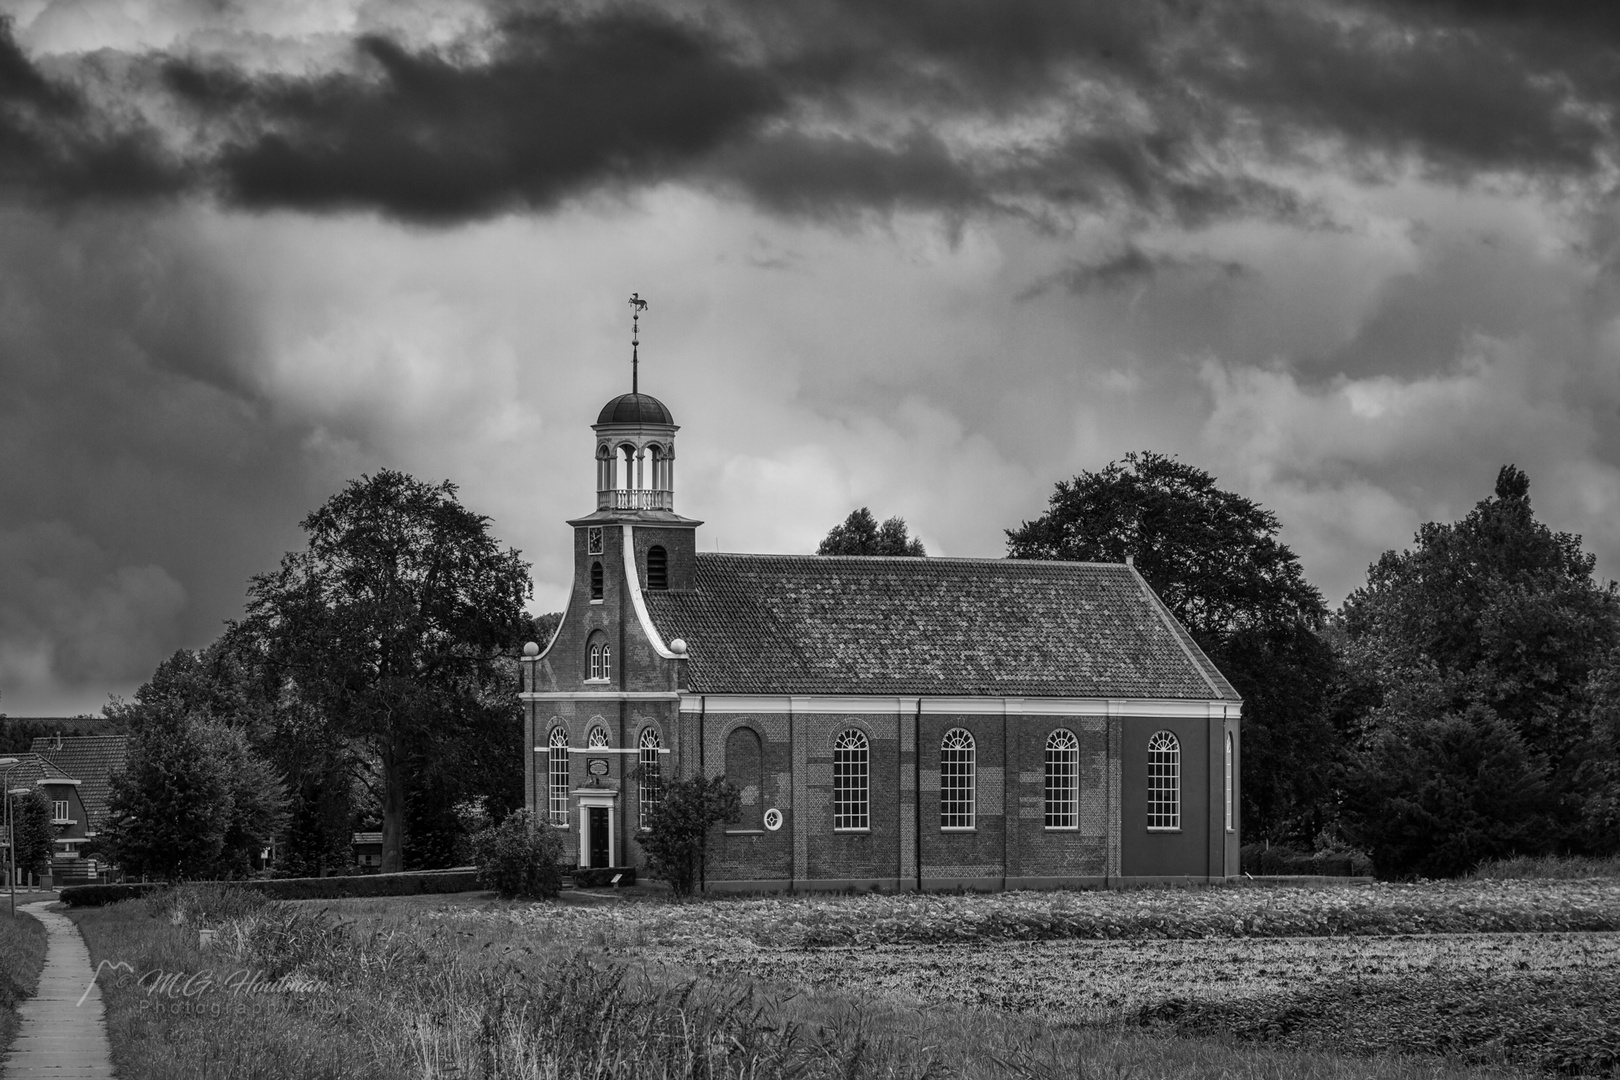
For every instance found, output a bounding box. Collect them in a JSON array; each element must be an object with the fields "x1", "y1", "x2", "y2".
[{"x1": 519, "y1": 381, "x2": 1242, "y2": 891}]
